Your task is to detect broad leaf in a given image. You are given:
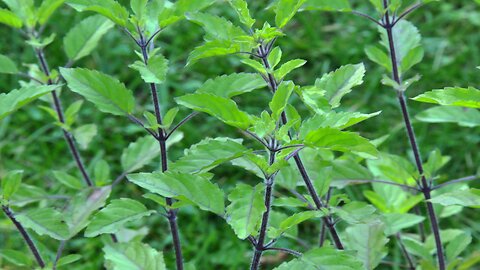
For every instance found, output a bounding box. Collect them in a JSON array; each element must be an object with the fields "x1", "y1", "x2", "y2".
[
  {"x1": 226, "y1": 183, "x2": 266, "y2": 239},
  {"x1": 274, "y1": 247, "x2": 364, "y2": 270},
  {"x1": 429, "y1": 189, "x2": 480, "y2": 207},
  {"x1": 269, "y1": 81, "x2": 294, "y2": 120},
  {"x1": 61, "y1": 68, "x2": 135, "y2": 116},
  {"x1": 197, "y1": 73, "x2": 267, "y2": 98},
  {"x1": 0, "y1": 8, "x2": 23, "y2": 28},
  {"x1": 172, "y1": 137, "x2": 248, "y2": 173},
  {"x1": 315, "y1": 63, "x2": 365, "y2": 108},
  {"x1": 85, "y1": 198, "x2": 154, "y2": 237},
  {"x1": 64, "y1": 15, "x2": 114, "y2": 61},
  {"x1": 128, "y1": 172, "x2": 225, "y2": 215},
  {"x1": 129, "y1": 54, "x2": 168, "y2": 84},
  {"x1": 103, "y1": 242, "x2": 166, "y2": 270},
  {"x1": 345, "y1": 221, "x2": 389, "y2": 270},
  {"x1": 66, "y1": 0, "x2": 129, "y2": 26},
  {"x1": 36, "y1": 0, "x2": 64, "y2": 25},
  {"x1": 416, "y1": 106, "x2": 480, "y2": 127},
  {"x1": 268, "y1": 210, "x2": 325, "y2": 238},
  {"x1": 413, "y1": 87, "x2": 480, "y2": 109},
  {"x1": 365, "y1": 45, "x2": 391, "y2": 72},
  {"x1": 1, "y1": 170, "x2": 23, "y2": 200},
  {"x1": 305, "y1": 128, "x2": 378, "y2": 158},
  {"x1": 16, "y1": 208, "x2": 70, "y2": 240},
  {"x1": 0, "y1": 249, "x2": 32, "y2": 267},
  {"x1": 275, "y1": 0, "x2": 307, "y2": 28},
  {"x1": 52, "y1": 170, "x2": 83, "y2": 190},
  {"x1": 176, "y1": 93, "x2": 252, "y2": 129},
  {"x1": 383, "y1": 213, "x2": 425, "y2": 235},
  {"x1": 299, "y1": 111, "x2": 381, "y2": 136},
  {"x1": 121, "y1": 136, "x2": 160, "y2": 173},
  {"x1": 274, "y1": 59, "x2": 307, "y2": 80},
  {"x1": 187, "y1": 39, "x2": 251, "y2": 65},
  {"x1": 0, "y1": 54, "x2": 18, "y2": 74},
  {"x1": 186, "y1": 12, "x2": 246, "y2": 41},
  {"x1": 228, "y1": 0, "x2": 255, "y2": 28},
  {"x1": 0, "y1": 85, "x2": 59, "y2": 120},
  {"x1": 302, "y1": 0, "x2": 352, "y2": 12}
]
